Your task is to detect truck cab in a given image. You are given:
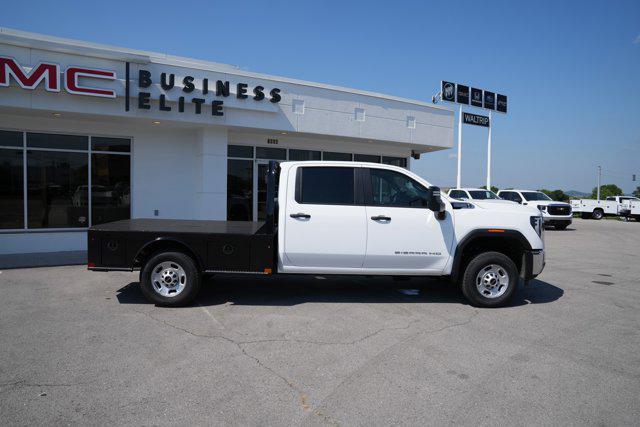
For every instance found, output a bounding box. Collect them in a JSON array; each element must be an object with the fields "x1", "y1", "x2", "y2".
[{"x1": 89, "y1": 161, "x2": 545, "y2": 308}]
